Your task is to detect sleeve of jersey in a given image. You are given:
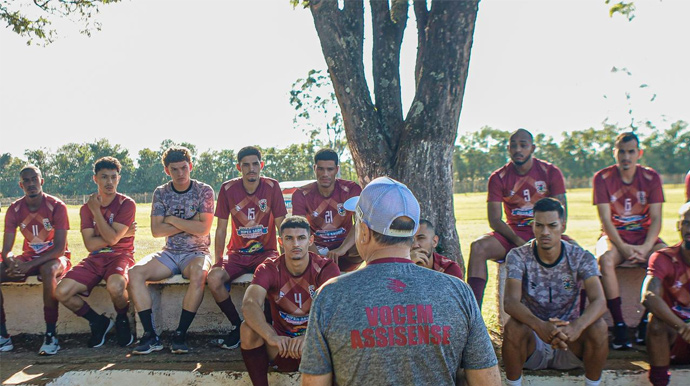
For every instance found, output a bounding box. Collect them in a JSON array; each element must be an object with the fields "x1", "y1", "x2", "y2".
[
  {"x1": 200, "y1": 185, "x2": 215, "y2": 214},
  {"x1": 299, "y1": 287, "x2": 334, "y2": 375},
  {"x1": 151, "y1": 187, "x2": 166, "y2": 217},
  {"x1": 460, "y1": 283, "x2": 499, "y2": 369},
  {"x1": 291, "y1": 190, "x2": 307, "y2": 216},
  {"x1": 444, "y1": 262, "x2": 464, "y2": 281},
  {"x1": 53, "y1": 201, "x2": 70, "y2": 230},
  {"x1": 351, "y1": 183, "x2": 363, "y2": 196},
  {"x1": 79, "y1": 205, "x2": 94, "y2": 230},
  {"x1": 214, "y1": 185, "x2": 230, "y2": 220},
  {"x1": 505, "y1": 249, "x2": 524, "y2": 280},
  {"x1": 272, "y1": 183, "x2": 288, "y2": 218},
  {"x1": 648, "y1": 173, "x2": 665, "y2": 204},
  {"x1": 548, "y1": 165, "x2": 566, "y2": 196},
  {"x1": 317, "y1": 261, "x2": 341, "y2": 286},
  {"x1": 577, "y1": 251, "x2": 601, "y2": 281},
  {"x1": 592, "y1": 173, "x2": 609, "y2": 205},
  {"x1": 3, "y1": 205, "x2": 17, "y2": 232},
  {"x1": 114, "y1": 199, "x2": 136, "y2": 227},
  {"x1": 647, "y1": 251, "x2": 671, "y2": 281},
  {"x1": 486, "y1": 172, "x2": 503, "y2": 202},
  {"x1": 250, "y1": 262, "x2": 274, "y2": 292}
]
